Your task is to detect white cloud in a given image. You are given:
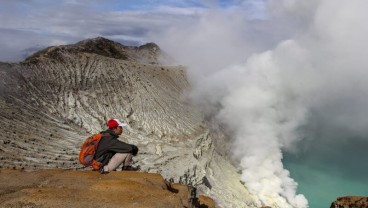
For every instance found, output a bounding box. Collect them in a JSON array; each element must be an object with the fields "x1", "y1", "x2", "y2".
[{"x1": 0, "y1": 0, "x2": 208, "y2": 61}]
